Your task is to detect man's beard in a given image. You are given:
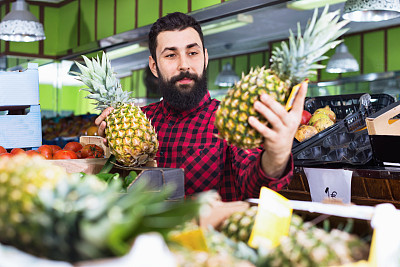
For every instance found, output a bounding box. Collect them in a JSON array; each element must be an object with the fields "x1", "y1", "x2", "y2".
[{"x1": 157, "y1": 67, "x2": 208, "y2": 111}]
